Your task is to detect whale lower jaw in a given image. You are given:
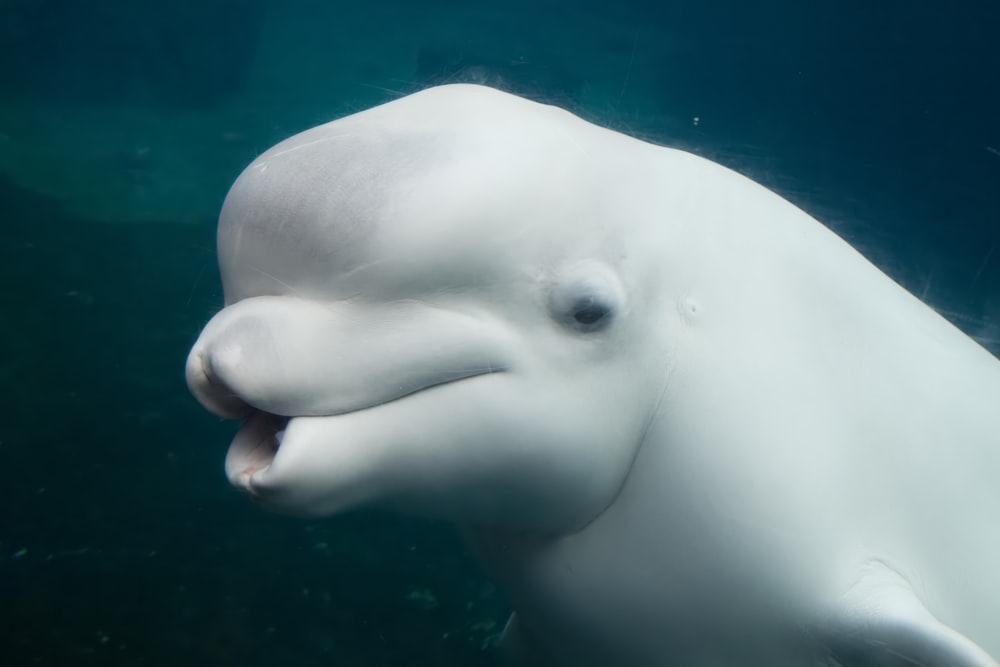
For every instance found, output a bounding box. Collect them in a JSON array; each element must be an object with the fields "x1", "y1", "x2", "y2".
[{"x1": 223, "y1": 370, "x2": 505, "y2": 496}]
